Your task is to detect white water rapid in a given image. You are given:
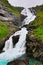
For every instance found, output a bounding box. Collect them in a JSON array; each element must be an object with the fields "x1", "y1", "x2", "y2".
[
  {"x1": 1, "y1": 8, "x2": 36, "y2": 62},
  {"x1": 0, "y1": 27, "x2": 28, "y2": 62},
  {"x1": 21, "y1": 8, "x2": 36, "y2": 25},
  {"x1": 0, "y1": 0, "x2": 43, "y2": 64}
]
